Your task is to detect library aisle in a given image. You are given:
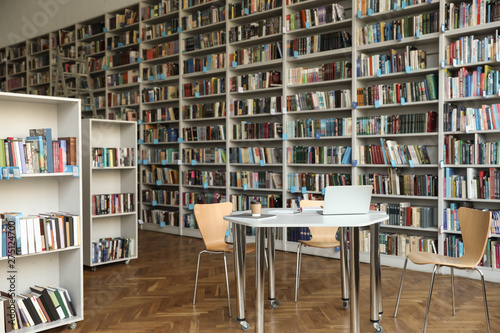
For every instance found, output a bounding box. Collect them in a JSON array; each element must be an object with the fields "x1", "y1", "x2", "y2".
[{"x1": 45, "y1": 230, "x2": 499, "y2": 333}]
